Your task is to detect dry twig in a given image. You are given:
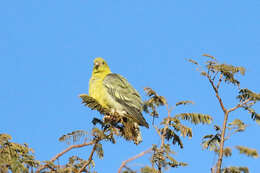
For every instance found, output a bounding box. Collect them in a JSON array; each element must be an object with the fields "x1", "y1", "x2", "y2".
[{"x1": 118, "y1": 147, "x2": 153, "y2": 173}]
